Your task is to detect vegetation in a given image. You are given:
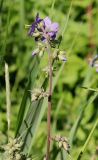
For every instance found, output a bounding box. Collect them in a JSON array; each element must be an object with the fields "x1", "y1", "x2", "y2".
[{"x1": 0, "y1": 0, "x2": 98, "y2": 159}]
